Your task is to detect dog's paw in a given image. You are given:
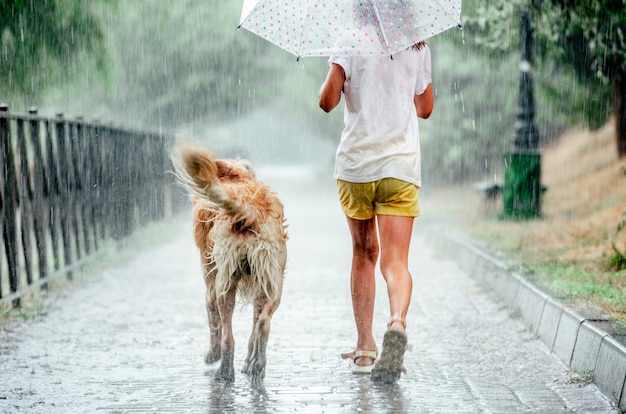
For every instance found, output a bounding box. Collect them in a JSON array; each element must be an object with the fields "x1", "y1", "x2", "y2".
[
  {"x1": 205, "y1": 348, "x2": 221, "y2": 365},
  {"x1": 244, "y1": 357, "x2": 266, "y2": 386},
  {"x1": 214, "y1": 362, "x2": 235, "y2": 383},
  {"x1": 246, "y1": 359, "x2": 265, "y2": 388},
  {"x1": 249, "y1": 371, "x2": 264, "y2": 388},
  {"x1": 240, "y1": 359, "x2": 250, "y2": 374}
]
